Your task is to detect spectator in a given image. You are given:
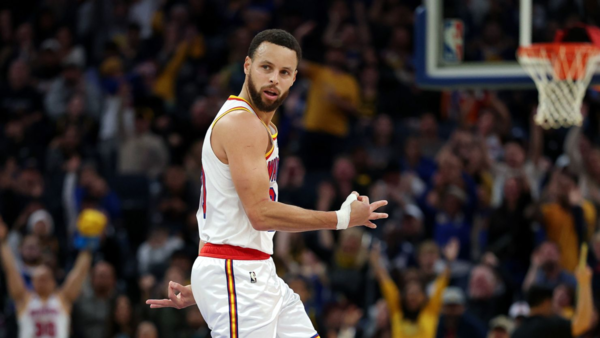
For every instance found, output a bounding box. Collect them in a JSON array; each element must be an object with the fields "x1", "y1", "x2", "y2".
[
  {"x1": 540, "y1": 166, "x2": 597, "y2": 272},
  {"x1": 370, "y1": 239, "x2": 459, "y2": 338},
  {"x1": 55, "y1": 26, "x2": 86, "y2": 69},
  {"x1": 109, "y1": 294, "x2": 138, "y2": 338},
  {"x1": 523, "y1": 242, "x2": 577, "y2": 292},
  {"x1": 72, "y1": 261, "x2": 117, "y2": 338},
  {"x1": 54, "y1": 93, "x2": 99, "y2": 147},
  {"x1": 74, "y1": 170, "x2": 121, "y2": 222},
  {"x1": 417, "y1": 114, "x2": 445, "y2": 160},
  {"x1": 32, "y1": 39, "x2": 62, "y2": 89},
  {"x1": 382, "y1": 204, "x2": 424, "y2": 272},
  {"x1": 316, "y1": 156, "x2": 367, "y2": 214},
  {"x1": 118, "y1": 110, "x2": 170, "y2": 180},
  {"x1": 553, "y1": 284, "x2": 575, "y2": 319},
  {"x1": 44, "y1": 59, "x2": 102, "y2": 120},
  {"x1": 512, "y1": 264, "x2": 594, "y2": 338},
  {"x1": 16, "y1": 235, "x2": 43, "y2": 288},
  {"x1": 299, "y1": 45, "x2": 362, "y2": 172},
  {"x1": 435, "y1": 287, "x2": 487, "y2": 338},
  {"x1": 157, "y1": 165, "x2": 196, "y2": 231},
  {"x1": 486, "y1": 176, "x2": 536, "y2": 284},
  {"x1": 430, "y1": 185, "x2": 473, "y2": 261},
  {"x1": 136, "y1": 321, "x2": 158, "y2": 338},
  {"x1": 277, "y1": 156, "x2": 315, "y2": 210},
  {"x1": 467, "y1": 264, "x2": 507, "y2": 326},
  {"x1": 416, "y1": 241, "x2": 445, "y2": 288},
  {"x1": 487, "y1": 315, "x2": 514, "y2": 338},
  {"x1": 25, "y1": 209, "x2": 59, "y2": 258},
  {"x1": 0, "y1": 220, "x2": 93, "y2": 338},
  {"x1": 476, "y1": 110, "x2": 507, "y2": 162},
  {"x1": 137, "y1": 226, "x2": 183, "y2": 277},
  {"x1": 0, "y1": 59, "x2": 44, "y2": 122},
  {"x1": 365, "y1": 114, "x2": 398, "y2": 173},
  {"x1": 328, "y1": 227, "x2": 370, "y2": 307},
  {"x1": 509, "y1": 301, "x2": 530, "y2": 328},
  {"x1": 492, "y1": 138, "x2": 545, "y2": 205},
  {"x1": 401, "y1": 136, "x2": 437, "y2": 184}
]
